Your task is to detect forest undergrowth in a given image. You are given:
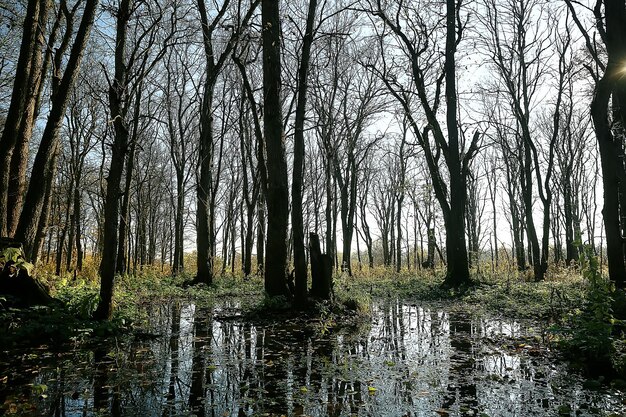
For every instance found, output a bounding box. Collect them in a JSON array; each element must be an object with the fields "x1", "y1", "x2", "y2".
[{"x1": 2, "y1": 254, "x2": 625, "y2": 379}]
